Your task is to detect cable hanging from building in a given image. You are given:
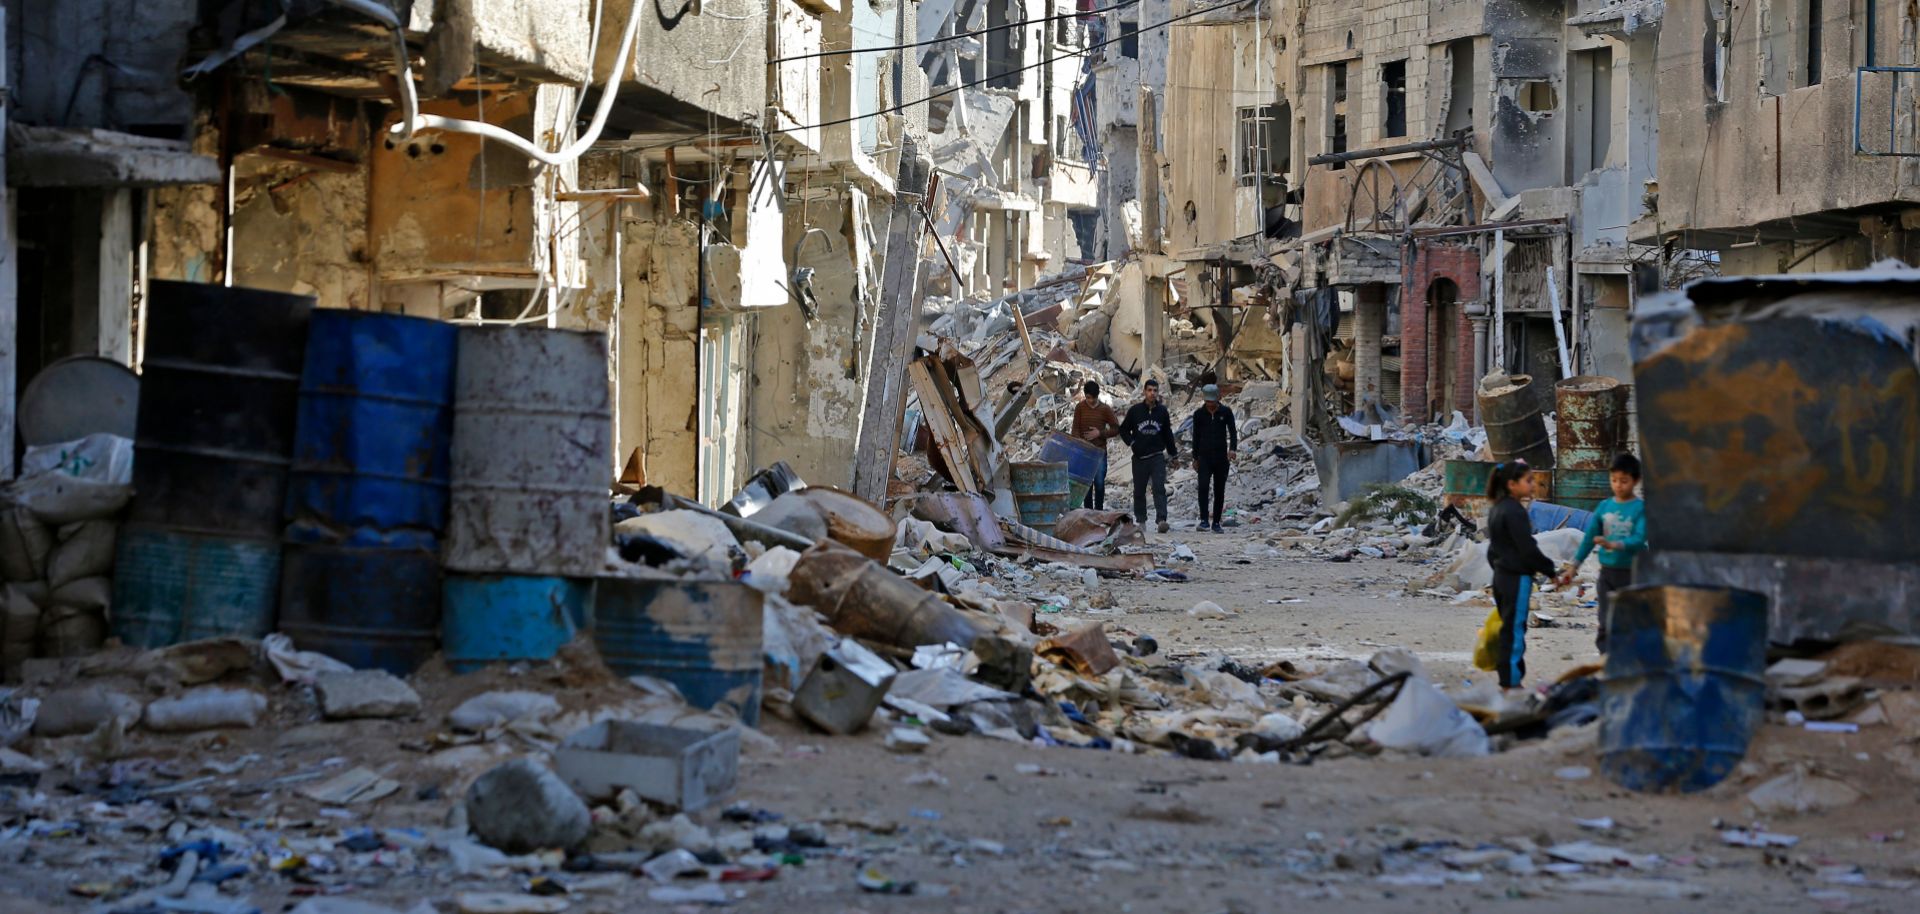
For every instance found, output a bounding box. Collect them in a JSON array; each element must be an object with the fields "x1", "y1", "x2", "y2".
[{"x1": 771, "y1": 0, "x2": 1142, "y2": 63}]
